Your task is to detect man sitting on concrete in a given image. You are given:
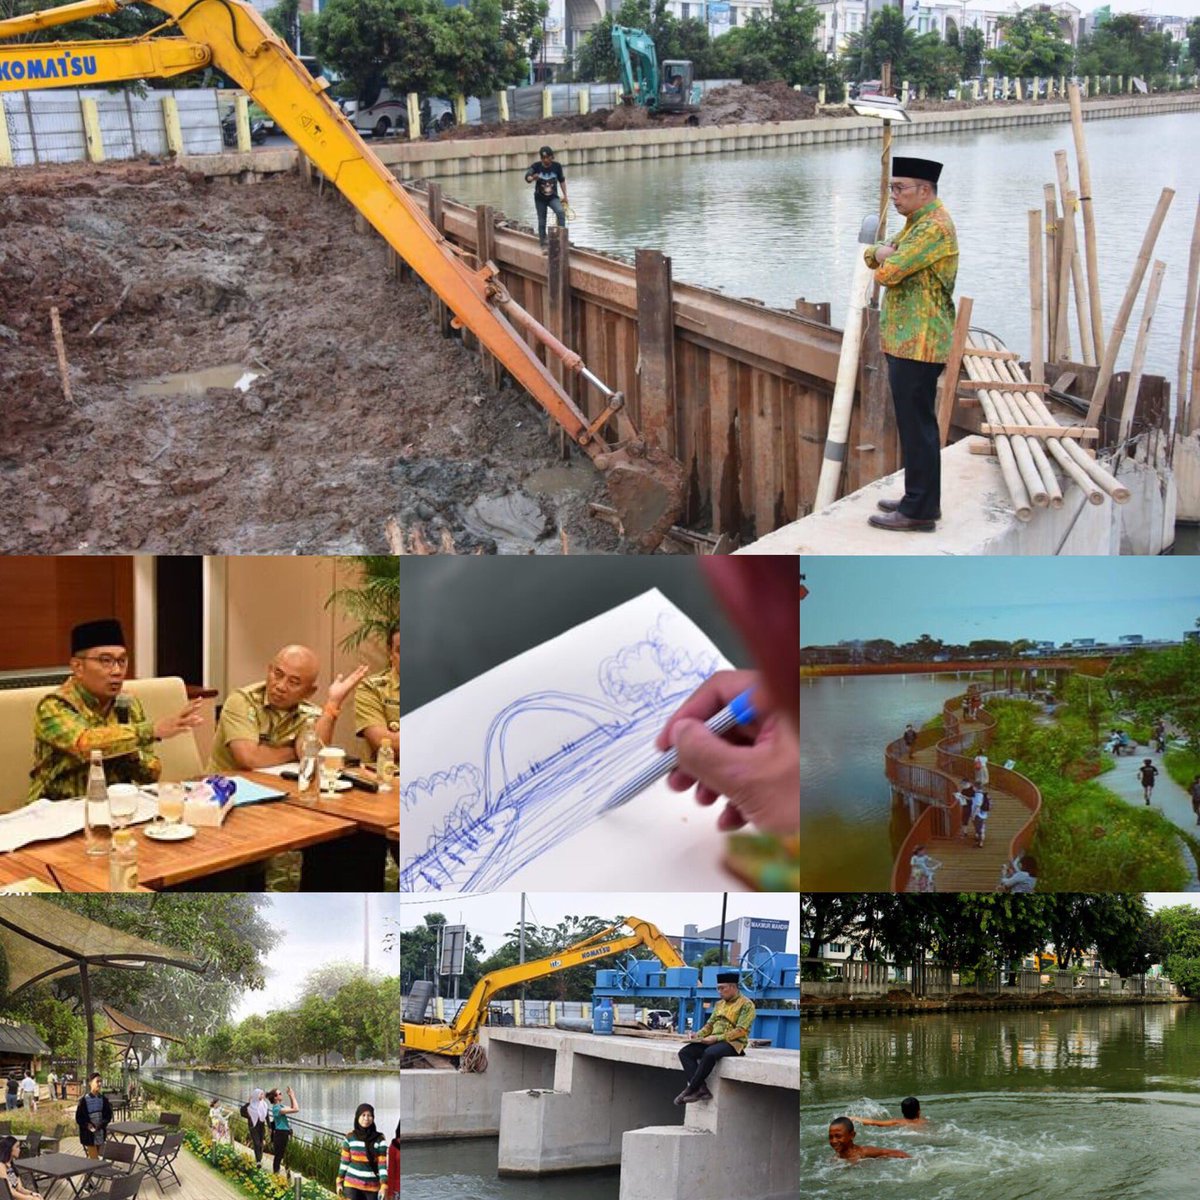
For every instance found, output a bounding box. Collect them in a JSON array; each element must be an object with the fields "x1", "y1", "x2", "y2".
[
  {"x1": 29, "y1": 619, "x2": 203, "y2": 802},
  {"x1": 859, "y1": 1096, "x2": 927, "y2": 1127},
  {"x1": 208, "y1": 644, "x2": 368, "y2": 771},
  {"x1": 828, "y1": 1116, "x2": 910, "y2": 1161},
  {"x1": 675, "y1": 972, "x2": 756, "y2": 1105}
]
